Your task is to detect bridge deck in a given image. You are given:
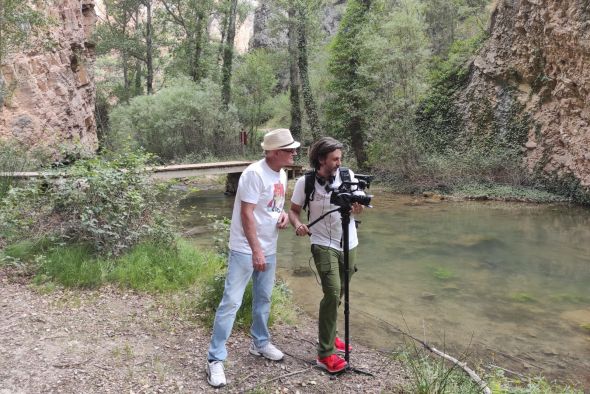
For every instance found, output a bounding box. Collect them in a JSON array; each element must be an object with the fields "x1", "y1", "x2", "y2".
[
  {"x1": 1, "y1": 161, "x2": 304, "y2": 180},
  {"x1": 149, "y1": 161, "x2": 253, "y2": 180}
]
